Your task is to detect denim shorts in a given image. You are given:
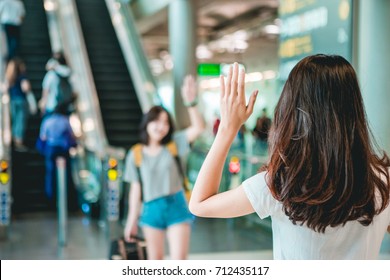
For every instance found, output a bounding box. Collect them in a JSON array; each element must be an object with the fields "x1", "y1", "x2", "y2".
[{"x1": 139, "y1": 190, "x2": 194, "y2": 230}]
